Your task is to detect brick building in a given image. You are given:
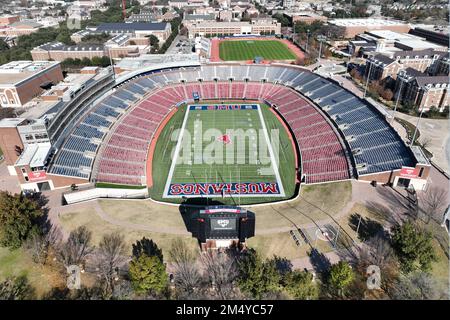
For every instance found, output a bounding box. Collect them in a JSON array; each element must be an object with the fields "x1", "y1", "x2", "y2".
[
  {"x1": 365, "y1": 49, "x2": 445, "y2": 81},
  {"x1": 395, "y1": 69, "x2": 449, "y2": 111},
  {"x1": 0, "y1": 61, "x2": 64, "y2": 108},
  {"x1": 0, "y1": 21, "x2": 44, "y2": 36},
  {"x1": 187, "y1": 20, "x2": 281, "y2": 38}
]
